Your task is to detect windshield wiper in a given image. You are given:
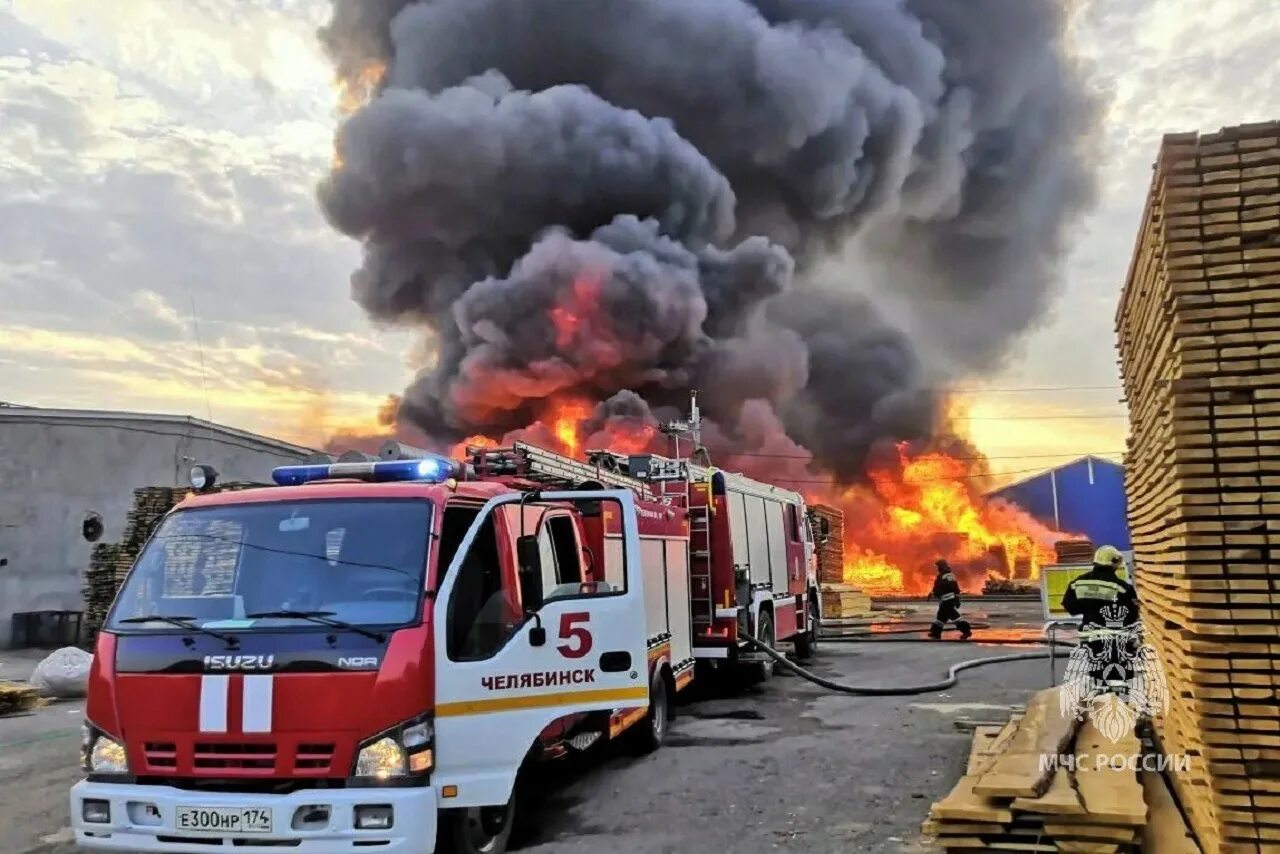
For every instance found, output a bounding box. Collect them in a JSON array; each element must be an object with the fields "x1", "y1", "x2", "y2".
[
  {"x1": 118, "y1": 614, "x2": 239, "y2": 647},
  {"x1": 246, "y1": 610, "x2": 386, "y2": 642}
]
